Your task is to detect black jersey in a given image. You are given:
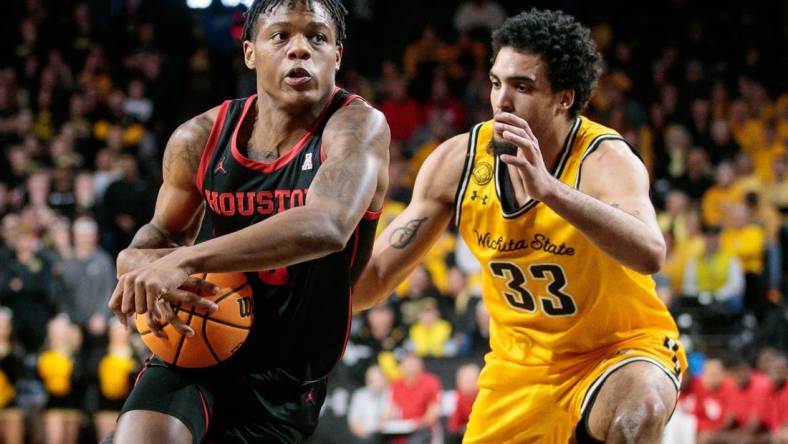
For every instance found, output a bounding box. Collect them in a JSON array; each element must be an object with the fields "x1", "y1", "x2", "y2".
[{"x1": 196, "y1": 88, "x2": 379, "y2": 382}]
